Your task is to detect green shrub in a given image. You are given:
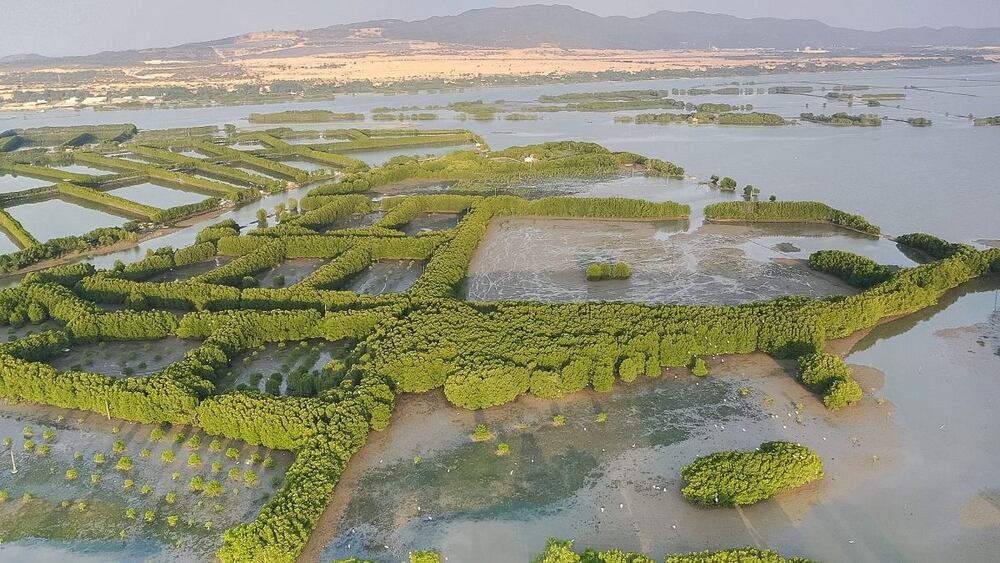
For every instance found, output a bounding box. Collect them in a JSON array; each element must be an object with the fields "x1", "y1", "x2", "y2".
[
  {"x1": 704, "y1": 201, "x2": 880, "y2": 235},
  {"x1": 797, "y1": 353, "x2": 862, "y2": 410},
  {"x1": 585, "y1": 262, "x2": 631, "y2": 281},
  {"x1": 808, "y1": 250, "x2": 892, "y2": 288},
  {"x1": 681, "y1": 442, "x2": 824, "y2": 506}
]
